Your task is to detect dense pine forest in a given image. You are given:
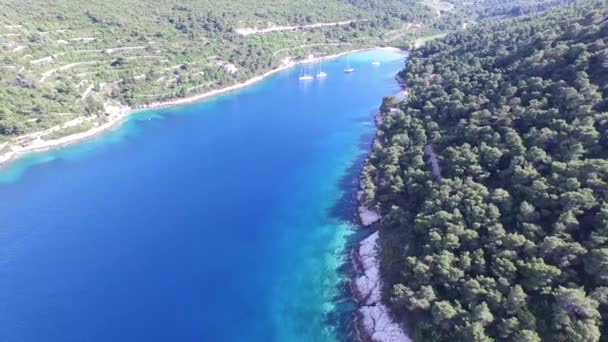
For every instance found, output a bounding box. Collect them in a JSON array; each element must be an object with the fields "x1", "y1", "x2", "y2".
[{"x1": 360, "y1": 0, "x2": 608, "y2": 340}]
